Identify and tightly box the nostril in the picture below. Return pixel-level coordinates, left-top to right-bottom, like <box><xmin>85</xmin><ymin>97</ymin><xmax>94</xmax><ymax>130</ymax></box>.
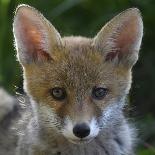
<box><xmin>73</xmin><ymin>123</ymin><xmax>90</xmax><ymax>138</ymax></box>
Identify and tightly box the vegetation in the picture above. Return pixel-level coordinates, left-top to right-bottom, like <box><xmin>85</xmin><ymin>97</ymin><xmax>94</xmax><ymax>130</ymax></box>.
<box><xmin>0</xmin><ymin>0</ymin><xmax>155</xmax><ymax>154</ymax></box>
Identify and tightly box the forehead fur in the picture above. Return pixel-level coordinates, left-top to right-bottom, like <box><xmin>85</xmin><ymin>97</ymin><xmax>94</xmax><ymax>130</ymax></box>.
<box><xmin>24</xmin><ymin>36</ymin><xmax>131</xmax><ymax>99</ymax></box>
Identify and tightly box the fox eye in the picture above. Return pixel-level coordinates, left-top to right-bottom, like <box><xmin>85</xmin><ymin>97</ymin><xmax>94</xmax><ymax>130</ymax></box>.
<box><xmin>92</xmin><ymin>87</ymin><xmax>108</xmax><ymax>100</ymax></box>
<box><xmin>50</xmin><ymin>87</ymin><xmax>66</xmax><ymax>101</ymax></box>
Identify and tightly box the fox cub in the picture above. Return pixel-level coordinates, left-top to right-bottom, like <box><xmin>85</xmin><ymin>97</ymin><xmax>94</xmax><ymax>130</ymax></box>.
<box><xmin>0</xmin><ymin>4</ymin><xmax>143</xmax><ymax>155</ymax></box>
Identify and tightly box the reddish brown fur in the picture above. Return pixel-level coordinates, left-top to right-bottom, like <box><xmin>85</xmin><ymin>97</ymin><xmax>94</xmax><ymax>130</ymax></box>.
<box><xmin>23</xmin><ymin>37</ymin><xmax>131</xmax><ymax>120</ymax></box>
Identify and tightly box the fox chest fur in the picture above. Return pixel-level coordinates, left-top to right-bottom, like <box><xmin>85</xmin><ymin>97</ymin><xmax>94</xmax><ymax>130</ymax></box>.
<box><xmin>0</xmin><ymin>4</ymin><xmax>143</xmax><ymax>155</ymax></box>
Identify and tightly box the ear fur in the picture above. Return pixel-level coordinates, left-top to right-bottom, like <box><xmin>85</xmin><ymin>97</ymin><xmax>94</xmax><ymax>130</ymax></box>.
<box><xmin>93</xmin><ymin>8</ymin><xmax>143</xmax><ymax>68</ymax></box>
<box><xmin>13</xmin><ymin>4</ymin><xmax>62</xmax><ymax>65</ymax></box>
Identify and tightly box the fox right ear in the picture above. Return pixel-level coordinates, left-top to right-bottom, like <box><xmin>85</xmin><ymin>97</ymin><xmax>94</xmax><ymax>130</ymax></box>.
<box><xmin>13</xmin><ymin>4</ymin><xmax>62</xmax><ymax>65</ymax></box>
<box><xmin>93</xmin><ymin>8</ymin><xmax>143</xmax><ymax>68</ymax></box>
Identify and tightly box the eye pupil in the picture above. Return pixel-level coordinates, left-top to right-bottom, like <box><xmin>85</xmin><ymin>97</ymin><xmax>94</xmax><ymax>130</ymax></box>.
<box><xmin>50</xmin><ymin>87</ymin><xmax>66</xmax><ymax>100</ymax></box>
<box><xmin>92</xmin><ymin>87</ymin><xmax>108</xmax><ymax>100</ymax></box>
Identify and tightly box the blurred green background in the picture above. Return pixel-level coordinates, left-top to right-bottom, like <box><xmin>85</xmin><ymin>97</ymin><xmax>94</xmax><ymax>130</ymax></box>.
<box><xmin>0</xmin><ymin>0</ymin><xmax>155</xmax><ymax>154</ymax></box>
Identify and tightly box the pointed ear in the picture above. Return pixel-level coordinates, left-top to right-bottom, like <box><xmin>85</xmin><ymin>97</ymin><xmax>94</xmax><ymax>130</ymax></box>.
<box><xmin>13</xmin><ymin>4</ymin><xmax>63</xmax><ymax>65</ymax></box>
<box><xmin>93</xmin><ymin>8</ymin><xmax>143</xmax><ymax>68</ymax></box>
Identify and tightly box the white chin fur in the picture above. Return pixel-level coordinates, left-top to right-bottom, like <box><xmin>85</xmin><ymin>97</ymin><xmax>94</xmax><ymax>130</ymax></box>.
<box><xmin>62</xmin><ymin>117</ymin><xmax>99</xmax><ymax>143</ymax></box>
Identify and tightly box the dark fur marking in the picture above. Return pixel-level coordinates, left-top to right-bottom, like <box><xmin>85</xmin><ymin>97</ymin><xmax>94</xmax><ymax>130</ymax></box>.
<box><xmin>0</xmin><ymin>102</ymin><xmax>20</xmax><ymax>129</ymax></box>
<box><xmin>114</xmin><ymin>136</ymin><xmax>123</xmax><ymax>147</ymax></box>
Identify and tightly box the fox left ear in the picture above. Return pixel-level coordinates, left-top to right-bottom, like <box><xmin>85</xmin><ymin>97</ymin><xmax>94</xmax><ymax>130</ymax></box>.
<box><xmin>13</xmin><ymin>4</ymin><xmax>62</xmax><ymax>65</ymax></box>
<box><xmin>93</xmin><ymin>8</ymin><xmax>143</xmax><ymax>68</ymax></box>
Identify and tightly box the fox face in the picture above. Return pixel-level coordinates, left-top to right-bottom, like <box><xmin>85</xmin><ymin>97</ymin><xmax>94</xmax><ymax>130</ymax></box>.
<box><xmin>13</xmin><ymin>5</ymin><xmax>143</xmax><ymax>144</ymax></box>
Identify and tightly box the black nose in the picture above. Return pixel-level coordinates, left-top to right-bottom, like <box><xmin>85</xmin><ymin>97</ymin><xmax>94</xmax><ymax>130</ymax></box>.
<box><xmin>73</xmin><ymin>123</ymin><xmax>90</xmax><ymax>138</ymax></box>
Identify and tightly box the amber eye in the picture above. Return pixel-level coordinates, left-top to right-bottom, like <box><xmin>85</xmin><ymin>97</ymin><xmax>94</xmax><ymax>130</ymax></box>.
<box><xmin>50</xmin><ymin>87</ymin><xmax>66</xmax><ymax>101</ymax></box>
<box><xmin>92</xmin><ymin>87</ymin><xmax>108</xmax><ymax>100</ymax></box>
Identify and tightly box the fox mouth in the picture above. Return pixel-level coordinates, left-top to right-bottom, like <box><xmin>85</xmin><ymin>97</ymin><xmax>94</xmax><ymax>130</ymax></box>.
<box><xmin>68</xmin><ymin>138</ymin><xmax>93</xmax><ymax>144</ymax></box>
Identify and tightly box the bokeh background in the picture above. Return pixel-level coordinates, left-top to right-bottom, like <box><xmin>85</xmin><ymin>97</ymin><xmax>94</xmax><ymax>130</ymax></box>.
<box><xmin>0</xmin><ymin>0</ymin><xmax>155</xmax><ymax>154</ymax></box>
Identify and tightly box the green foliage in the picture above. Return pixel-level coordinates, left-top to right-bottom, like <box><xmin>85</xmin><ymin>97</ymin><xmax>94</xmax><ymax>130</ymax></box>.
<box><xmin>0</xmin><ymin>0</ymin><xmax>155</xmax><ymax>154</ymax></box>
<box><xmin>138</xmin><ymin>149</ymin><xmax>155</xmax><ymax>155</ymax></box>
<box><xmin>0</xmin><ymin>0</ymin><xmax>21</xmax><ymax>92</ymax></box>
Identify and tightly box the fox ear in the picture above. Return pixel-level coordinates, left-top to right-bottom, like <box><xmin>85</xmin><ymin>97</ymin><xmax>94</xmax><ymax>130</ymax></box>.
<box><xmin>13</xmin><ymin>4</ymin><xmax>62</xmax><ymax>65</ymax></box>
<box><xmin>93</xmin><ymin>8</ymin><xmax>143</xmax><ymax>68</ymax></box>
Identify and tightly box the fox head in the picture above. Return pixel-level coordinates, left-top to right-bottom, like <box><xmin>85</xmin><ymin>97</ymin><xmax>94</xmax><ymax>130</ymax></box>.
<box><xmin>13</xmin><ymin>5</ymin><xmax>143</xmax><ymax>144</ymax></box>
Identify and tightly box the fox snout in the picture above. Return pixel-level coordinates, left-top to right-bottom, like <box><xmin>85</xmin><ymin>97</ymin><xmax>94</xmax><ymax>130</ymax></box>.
<box><xmin>62</xmin><ymin>117</ymin><xmax>99</xmax><ymax>144</ymax></box>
